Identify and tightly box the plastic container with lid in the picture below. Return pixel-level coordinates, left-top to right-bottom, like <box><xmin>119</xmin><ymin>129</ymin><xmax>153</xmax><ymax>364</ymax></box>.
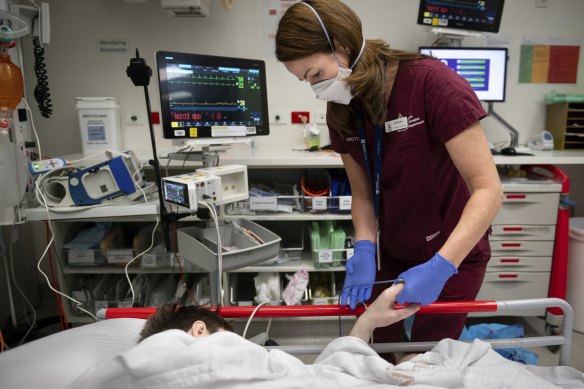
<box><xmin>75</xmin><ymin>97</ymin><xmax>123</xmax><ymax>155</ymax></box>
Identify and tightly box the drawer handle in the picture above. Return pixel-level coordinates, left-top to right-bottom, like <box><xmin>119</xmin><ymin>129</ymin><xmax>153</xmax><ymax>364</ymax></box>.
<box><xmin>500</xmin><ymin>259</ymin><xmax>520</xmax><ymax>263</ymax></box>
<box><xmin>501</xmin><ymin>243</ymin><xmax>521</xmax><ymax>247</ymax></box>
<box><xmin>505</xmin><ymin>194</ymin><xmax>526</xmax><ymax>199</ymax></box>
<box><xmin>502</xmin><ymin>227</ymin><xmax>523</xmax><ymax>232</ymax></box>
<box><xmin>499</xmin><ymin>274</ymin><xmax>518</xmax><ymax>279</ymax></box>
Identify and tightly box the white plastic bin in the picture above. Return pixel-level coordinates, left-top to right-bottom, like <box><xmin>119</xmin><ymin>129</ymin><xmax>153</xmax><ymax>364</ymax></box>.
<box><xmin>566</xmin><ymin>217</ymin><xmax>584</xmax><ymax>332</ymax></box>
<box><xmin>75</xmin><ymin>97</ymin><xmax>123</xmax><ymax>155</ymax></box>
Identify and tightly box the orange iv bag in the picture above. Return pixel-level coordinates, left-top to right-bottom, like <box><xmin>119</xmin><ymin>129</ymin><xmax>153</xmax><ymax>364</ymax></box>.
<box><xmin>0</xmin><ymin>50</ymin><xmax>24</xmax><ymax>122</ymax></box>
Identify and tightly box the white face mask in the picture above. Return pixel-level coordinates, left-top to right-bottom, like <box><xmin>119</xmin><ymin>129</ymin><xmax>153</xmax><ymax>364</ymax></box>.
<box><xmin>301</xmin><ymin>2</ymin><xmax>366</xmax><ymax>106</ymax></box>
<box><xmin>311</xmin><ymin>66</ymin><xmax>353</xmax><ymax>105</ymax></box>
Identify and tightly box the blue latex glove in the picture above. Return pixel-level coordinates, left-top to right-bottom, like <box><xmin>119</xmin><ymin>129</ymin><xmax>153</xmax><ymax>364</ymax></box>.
<box><xmin>396</xmin><ymin>252</ymin><xmax>458</xmax><ymax>306</ymax></box>
<box><xmin>341</xmin><ymin>240</ymin><xmax>376</xmax><ymax>310</ymax></box>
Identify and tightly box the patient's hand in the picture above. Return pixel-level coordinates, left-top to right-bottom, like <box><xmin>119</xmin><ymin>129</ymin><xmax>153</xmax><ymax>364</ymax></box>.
<box><xmin>349</xmin><ymin>284</ymin><xmax>419</xmax><ymax>343</ymax></box>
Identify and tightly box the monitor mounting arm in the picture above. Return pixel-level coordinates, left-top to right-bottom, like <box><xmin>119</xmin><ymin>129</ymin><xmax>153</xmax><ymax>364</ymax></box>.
<box><xmin>487</xmin><ymin>102</ymin><xmax>519</xmax><ymax>148</ymax></box>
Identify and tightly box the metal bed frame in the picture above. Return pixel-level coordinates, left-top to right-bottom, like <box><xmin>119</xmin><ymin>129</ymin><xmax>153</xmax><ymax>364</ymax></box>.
<box><xmin>98</xmin><ymin>297</ymin><xmax>574</xmax><ymax>366</ymax></box>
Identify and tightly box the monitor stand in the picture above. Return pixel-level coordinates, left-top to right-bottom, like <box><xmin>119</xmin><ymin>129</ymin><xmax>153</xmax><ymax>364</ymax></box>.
<box><xmin>430</xmin><ymin>27</ymin><xmax>483</xmax><ymax>47</ymax></box>
<box><xmin>168</xmin><ymin>138</ymin><xmax>251</xmax><ymax>168</ymax></box>
<box><xmin>167</xmin><ymin>145</ymin><xmax>221</xmax><ymax>168</ymax></box>
<box><xmin>487</xmin><ymin>102</ymin><xmax>519</xmax><ymax>148</ymax></box>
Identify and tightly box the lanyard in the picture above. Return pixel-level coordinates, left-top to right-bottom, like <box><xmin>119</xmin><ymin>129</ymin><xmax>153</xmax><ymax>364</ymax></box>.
<box><xmin>355</xmin><ymin>108</ymin><xmax>383</xmax><ymax>271</ymax></box>
<box><xmin>355</xmin><ymin>109</ymin><xmax>383</xmax><ymax>221</ymax></box>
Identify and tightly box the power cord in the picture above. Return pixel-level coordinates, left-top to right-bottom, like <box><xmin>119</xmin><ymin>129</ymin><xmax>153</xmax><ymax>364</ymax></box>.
<box><xmin>197</xmin><ymin>200</ymin><xmax>222</xmax><ymax>305</ymax></box>
<box><xmin>242</xmin><ymin>300</ymin><xmax>269</xmax><ymax>339</ymax></box>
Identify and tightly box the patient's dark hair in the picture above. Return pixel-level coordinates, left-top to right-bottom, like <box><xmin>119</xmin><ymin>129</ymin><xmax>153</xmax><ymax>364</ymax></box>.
<box><xmin>139</xmin><ymin>304</ymin><xmax>233</xmax><ymax>342</ymax></box>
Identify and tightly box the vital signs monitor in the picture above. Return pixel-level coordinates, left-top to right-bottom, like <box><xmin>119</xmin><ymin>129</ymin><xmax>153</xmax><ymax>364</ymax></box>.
<box><xmin>156</xmin><ymin>51</ymin><xmax>270</xmax><ymax>141</ymax></box>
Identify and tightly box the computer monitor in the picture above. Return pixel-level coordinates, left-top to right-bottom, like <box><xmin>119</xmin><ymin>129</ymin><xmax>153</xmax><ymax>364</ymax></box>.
<box><xmin>156</xmin><ymin>51</ymin><xmax>270</xmax><ymax>142</ymax></box>
<box><xmin>417</xmin><ymin>0</ymin><xmax>505</xmax><ymax>33</ymax></box>
<box><xmin>419</xmin><ymin>47</ymin><xmax>507</xmax><ymax>102</ymax></box>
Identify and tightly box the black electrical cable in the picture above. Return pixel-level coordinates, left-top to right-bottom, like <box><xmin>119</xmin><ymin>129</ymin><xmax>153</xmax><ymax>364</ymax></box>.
<box><xmin>32</xmin><ymin>38</ymin><xmax>53</xmax><ymax>118</ymax></box>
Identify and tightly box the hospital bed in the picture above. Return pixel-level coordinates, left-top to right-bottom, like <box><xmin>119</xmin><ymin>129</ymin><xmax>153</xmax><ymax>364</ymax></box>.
<box><xmin>0</xmin><ymin>298</ymin><xmax>578</xmax><ymax>389</ymax></box>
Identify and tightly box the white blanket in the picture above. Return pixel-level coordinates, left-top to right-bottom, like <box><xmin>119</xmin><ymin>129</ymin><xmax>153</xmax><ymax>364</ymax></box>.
<box><xmin>69</xmin><ymin>330</ymin><xmax>583</xmax><ymax>389</ymax></box>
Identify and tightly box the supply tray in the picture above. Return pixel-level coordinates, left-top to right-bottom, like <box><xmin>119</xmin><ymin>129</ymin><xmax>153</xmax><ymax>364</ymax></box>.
<box><xmin>228</xmin><ymin>272</ymin><xmax>340</xmax><ymax>306</ymax></box>
<box><xmin>304</xmin><ymin>196</ymin><xmax>352</xmax><ymax>214</ymax></box>
<box><xmin>64</xmin><ymin>245</ymin><xmax>176</xmax><ymax>268</ymax></box>
<box><xmin>223</xmin><ymin>195</ymin><xmax>352</xmax><ymax>215</ymax></box>
<box><xmin>224</xmin><ymin>196</ymin><xmax>304</xmax><ymax>215</ymax></box>
<box><xmin>177</xmin><ymin>218</ymin><xmax>281</xmax><ymax>272</ymax></box>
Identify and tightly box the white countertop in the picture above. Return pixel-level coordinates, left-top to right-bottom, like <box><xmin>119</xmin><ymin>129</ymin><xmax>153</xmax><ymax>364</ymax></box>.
<box><xmin>220</xmin><ymin>147</ymin><xmax>584</xmax><ymax>167</ymax></box>
<box><xmin>63</xmin><ymin>146</ymin><xmax>584</xmax><ymax>169</ymax></box>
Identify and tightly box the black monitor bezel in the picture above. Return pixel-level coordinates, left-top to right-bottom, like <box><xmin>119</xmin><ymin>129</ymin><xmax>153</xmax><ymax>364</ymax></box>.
<box><xmin>156</xmin><ymin>51</ymin><xmax>270</xmax><ymax>140</ymax></box>
<box><xmin>419</xmin><ymin>46</ymin><xmax>508</xmax><ymax>103</ymax></box>
<box><xmin>417</xmin><ymin>0</ymin><xmax>505</xmax><ymax>33</ymax></box>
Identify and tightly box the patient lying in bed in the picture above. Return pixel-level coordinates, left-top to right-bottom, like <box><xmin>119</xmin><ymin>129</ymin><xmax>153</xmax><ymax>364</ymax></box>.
<box><xmin>67</xmin><ymin>283</ymin><xmax>583</xmax><ymax>389</ymax></box>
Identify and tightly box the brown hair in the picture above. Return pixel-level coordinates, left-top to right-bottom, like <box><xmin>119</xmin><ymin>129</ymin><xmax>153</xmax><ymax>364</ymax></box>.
<box><xmin>139</xmin><ymin>304</ymin><xmax>233</xmax><ymax>342</ymax></box>
<box><xmin>275</xmin><ymin>0</ymin><xmax>428</xmax><ymax>135</ymax></box>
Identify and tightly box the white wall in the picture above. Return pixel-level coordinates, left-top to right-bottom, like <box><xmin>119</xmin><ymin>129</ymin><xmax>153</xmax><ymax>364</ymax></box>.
<box><xmin>20</xmin><ymin>0</ymin><xmax>584</xmax><ymax>157</ymax></box>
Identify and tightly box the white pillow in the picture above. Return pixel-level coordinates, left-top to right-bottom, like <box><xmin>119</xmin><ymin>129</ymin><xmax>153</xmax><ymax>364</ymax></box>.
<box><xmin>0</xmin><ymin>318</ymin><xmax>146</xmax><ymax>389</ymax></box>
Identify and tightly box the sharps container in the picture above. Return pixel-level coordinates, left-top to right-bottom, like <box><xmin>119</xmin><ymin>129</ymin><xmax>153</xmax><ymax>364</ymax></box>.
<box><xmin>566</xmin><ymin>217</ymin><xmax>584</xmax><ymax>332</ymax></box>
<box><xmin>75</xmin><ymin>97</ymin><xmax>122</xmax><ymax>155</ymax></box>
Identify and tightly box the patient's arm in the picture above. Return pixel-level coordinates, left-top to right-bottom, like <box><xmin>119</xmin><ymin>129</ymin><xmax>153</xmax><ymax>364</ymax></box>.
<box><xmin>349</xmin><ymin>284</ymin><xmax>419</xmax><ymax>343</ymax></box>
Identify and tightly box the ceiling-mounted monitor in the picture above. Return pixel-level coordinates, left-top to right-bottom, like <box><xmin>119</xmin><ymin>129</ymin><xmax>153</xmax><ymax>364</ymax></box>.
<box><xmin>417</xmin><ymin>0</ymin><xmax>505</xmax><ymax>33</ymax></box>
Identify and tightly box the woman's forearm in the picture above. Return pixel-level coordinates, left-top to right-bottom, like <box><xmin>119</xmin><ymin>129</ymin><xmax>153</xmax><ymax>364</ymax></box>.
<box><xmin>351</xmin><ymin>192</ymin><xmax>377</xmax><ymax>242</ymax></box>
<box><xmin>439</xmin><ymin>186</ymin><xmax>503</xmax><ymax>267</ymax></box>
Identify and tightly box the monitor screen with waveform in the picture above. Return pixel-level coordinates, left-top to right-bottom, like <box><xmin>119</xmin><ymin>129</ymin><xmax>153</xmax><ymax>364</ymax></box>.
<box><xmin>417</xmin><ymin>0</ymin><xmax>505</xmax><ymax>33</ymax></box>
<box><xmin>156</xmin><ymin>51</ymin><xmax>270</xmax><ymax>140</ymax></box>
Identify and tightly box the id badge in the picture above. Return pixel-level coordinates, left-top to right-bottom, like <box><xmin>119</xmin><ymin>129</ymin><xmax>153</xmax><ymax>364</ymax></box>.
<box><xmin>385</xmin><ymin>116</ymin><xmax>408</xmax><ymax>133</ymax></box>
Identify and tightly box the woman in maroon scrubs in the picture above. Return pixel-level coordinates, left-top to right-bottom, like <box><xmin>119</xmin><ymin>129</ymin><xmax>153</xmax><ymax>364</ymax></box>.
<box><xmin>275</xmin><ymin>0</ymin><xmax>503</xmax><ymax>358</ymax></box>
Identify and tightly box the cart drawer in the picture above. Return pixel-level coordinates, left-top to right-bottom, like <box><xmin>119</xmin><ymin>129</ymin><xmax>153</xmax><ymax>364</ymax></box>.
<box><xmin>490</xmin><ymin>225</ymin><xmax>556</xmax><ymax>241</ymax></box>
<box><xmin>493</xmin><ymin>193</ymin><xmax>559</xmax><ymax>225</ymax></box>
<box><xmin>489</xmin><ymin>240</ymin><xmax>554</xmax><ymax>257</ymax></box>
<box><xmin>475</xmin><ymin>272</ymin><xmax>551</xmax><ymax>316</ymax></box>
<box><xmin>487</xmin><ymin>256</ymin><xmax>553</xmax><ymax>272</ymax></box>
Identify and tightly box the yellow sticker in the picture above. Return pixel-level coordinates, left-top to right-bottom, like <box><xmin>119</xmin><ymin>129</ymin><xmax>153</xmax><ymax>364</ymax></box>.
<box><xmin>189</xmin><ymin>128</ymin><xmax>198</xmax><ymax>137</ymax></box>
<box><xmin>432</xmin><ymin>18</ymin><xmax>439</xmax><ymax>26</ymax></box>
<box><xmin>171</xmin><ymin>122</ymin><xmax>179</xmax><ymax>128</ymax></box>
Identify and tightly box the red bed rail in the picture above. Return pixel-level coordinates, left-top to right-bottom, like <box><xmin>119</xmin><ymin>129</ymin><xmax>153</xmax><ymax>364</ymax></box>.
<box><xmin>100</xmin><ymin>300</ymin><xmax>499</xmax><ymax>320</ymax></box>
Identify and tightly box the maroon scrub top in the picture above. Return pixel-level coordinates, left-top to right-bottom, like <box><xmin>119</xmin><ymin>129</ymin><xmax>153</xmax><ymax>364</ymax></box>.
<box><xmin>329</xmin><ymin>58</ymin><xmax>491</xmax><ymax>264</ymax></box>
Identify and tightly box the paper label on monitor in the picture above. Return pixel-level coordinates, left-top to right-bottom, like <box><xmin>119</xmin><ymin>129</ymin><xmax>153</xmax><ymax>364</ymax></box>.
<box><xmin>318</xmin><ymin>250</ymin><xmax>333</xmax><ymax>263</ymax></box>
<box><xmin>339</xmin><ymin>196</ymin><xmax>352</xmax><ymax>210</ymax></box>
<box><xmin>250</xmin><ymin>196</ymin><xmax>277</xmax><ymax>211</ymax></box>
<box><xmin>211</xmin><ymin>126</ymin><xmax>247</xmax><ymax>137</ymax></box>
<box><xmin>246</xmin><ymin>126</ymin><xmax>257</xmax><ymax>135</ymax></box>
<box><xmin>68</xmin><ymin>249</ymin><xmax>95</xmax><ymax>265</ymax></box>
<box><xmin>174</xmin><ymin>129</ymin><xmax>186</xmax><ymax>136</ymax></box>
<box><xmin>312</xmin><ymin>197</ymin><xmax>327</xmax><ymax>210</ymax></box>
